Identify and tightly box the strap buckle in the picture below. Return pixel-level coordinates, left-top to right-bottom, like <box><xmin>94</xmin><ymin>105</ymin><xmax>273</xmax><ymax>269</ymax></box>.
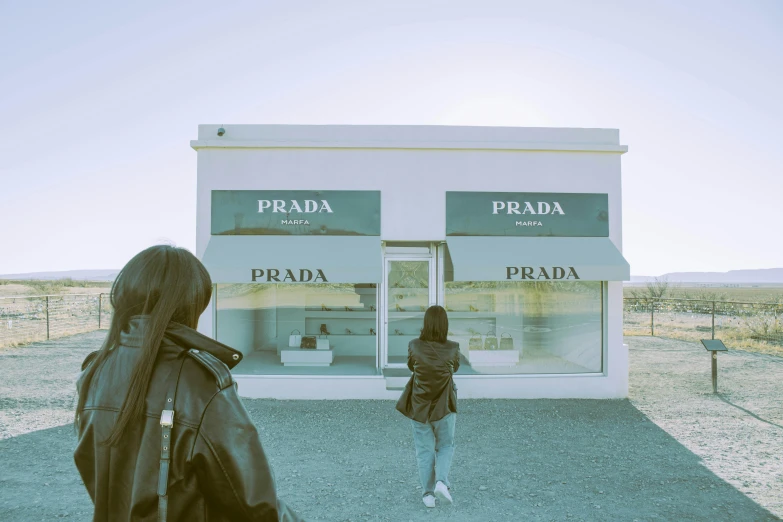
<box><xmin>160</xmin><ymin>409</ymin><xmax>174</xmax><ymax>427</ymax></box>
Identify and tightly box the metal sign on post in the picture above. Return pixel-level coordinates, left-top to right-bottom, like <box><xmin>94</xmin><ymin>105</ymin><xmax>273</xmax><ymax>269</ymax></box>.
<box><xmin>700</xmin><ymin>339</ymin><xmax>728</xmax><ymax>393</ymax></box>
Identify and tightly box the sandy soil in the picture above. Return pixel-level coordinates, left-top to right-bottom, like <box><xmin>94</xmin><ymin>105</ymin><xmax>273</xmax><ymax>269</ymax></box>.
<box><xmin>0</xmin><ymin>284</ymin><xmax>109</xmax><ymax>297</ymax></box>
<box><xmin>0</xmin><ymin>332</ymin><xmax>780</xmax><ymax>521</ymax></box>
<box><xmin>628</xmin><ymin>336</ymin><xmax>782</xmax><ymax>518</ymax></box>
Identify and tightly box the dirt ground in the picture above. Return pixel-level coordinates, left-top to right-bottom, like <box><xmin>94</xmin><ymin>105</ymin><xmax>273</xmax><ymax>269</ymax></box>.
<box><xmin>0</xmin><ymin>283</ymin><xmax>109</xmax><ymax>297</ymax></box>
<box><xmin>0</xmin><ymin>332</ymin><xmax>781</xmax><ymax>521</ymax></box>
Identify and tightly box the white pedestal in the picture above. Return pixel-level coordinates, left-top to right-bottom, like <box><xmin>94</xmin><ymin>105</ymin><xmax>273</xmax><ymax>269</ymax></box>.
<box><xmin>280</xmin><ymin>349</ymin><xmax>335</xmax><ymax>367</ymax></box>
<box><xmin>469</xmin><ymin>349</ymin><xmax>521</xmax><ymax>367</ymax></box>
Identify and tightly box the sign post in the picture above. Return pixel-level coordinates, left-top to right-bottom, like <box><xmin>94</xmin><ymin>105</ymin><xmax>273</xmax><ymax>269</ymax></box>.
<box><xmin>700</xmin><ymin>339</ymin><xmax>728</xmax><ymax>393</ymax></box>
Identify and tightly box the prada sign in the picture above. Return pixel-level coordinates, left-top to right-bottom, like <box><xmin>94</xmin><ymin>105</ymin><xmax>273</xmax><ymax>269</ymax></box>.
<box><xmin>506</xmin><ymin>266</ymin><xmax>580</xmax><ymax>280</ymax></box>
<box><xmin>446</xmin><ymin>192</ymin><xmax>609</xmax><ymax>237</ymax></box>
<box><xmin>212</xmin><ymin>190</ymin><xmax>380</xmax><ymax>236</ymax></box>
<box><xmin>492</xmin><ymin>201</ymin><xmax>565</xmax><ymax>215</ymax></box>
<box><xmin>251</xmin><ymin>269</ymin><xmax>328</xmax><ymax>282</ymax></box>
<box><xmin>258</xmin><ymin>199</ymin><xmax>333</xmax><ymax>214</ymax></box>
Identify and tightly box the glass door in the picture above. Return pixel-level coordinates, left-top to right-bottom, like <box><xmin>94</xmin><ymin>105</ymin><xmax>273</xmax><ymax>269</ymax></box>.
<box><xmin>381</xmin><ymin>256</ymin><xmax>436</xmax><ymax>367</ymax></box>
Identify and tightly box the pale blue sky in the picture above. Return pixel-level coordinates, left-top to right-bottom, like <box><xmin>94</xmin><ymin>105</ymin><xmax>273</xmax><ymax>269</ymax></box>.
<box><xmin>1</xmin><ymin>1</ymin><xmax>781</xmax><ymax>276</ymax></box>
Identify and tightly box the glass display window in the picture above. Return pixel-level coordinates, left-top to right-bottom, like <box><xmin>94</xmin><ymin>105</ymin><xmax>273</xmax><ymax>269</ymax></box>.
<box><xmin>444</xmin><ymin>280</ymin><xmax>604</xmax><ymax>374</ymax></box>
<box><xmin>215</xmin><ymin>283</ymin><xmax>378</xmax><ymax>375</ymax></box>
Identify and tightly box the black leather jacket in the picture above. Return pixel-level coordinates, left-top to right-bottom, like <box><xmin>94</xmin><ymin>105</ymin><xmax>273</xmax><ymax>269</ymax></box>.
<box><xmin>395</xmin><ymin>339</ymin><xmax>460</xmax><ymax>423</ymax></box>
<box><xmin>75</xmin><ymin>316</ymin><xmax>303</xmax><ymax>521</ymax></box>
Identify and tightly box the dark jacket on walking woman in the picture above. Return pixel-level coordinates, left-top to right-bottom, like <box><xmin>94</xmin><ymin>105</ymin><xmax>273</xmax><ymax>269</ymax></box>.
<box><xmin>395</xmin><ymin>337</ymin><xmax>460</xmax><ymax>423</ymax></box>
<box><xmin>74</xmin><ymin>245</ymin><xmax>302</xmax><ymax>522</ymax></box>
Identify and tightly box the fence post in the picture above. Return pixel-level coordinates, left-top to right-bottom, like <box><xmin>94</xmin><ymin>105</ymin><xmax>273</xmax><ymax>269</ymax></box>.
<box><xmin>711</xmin><ymin>301</ymin><xmax>715</xmax><ymax>340</ymax></box>
<box><xmin>46</xmin><ymin>296</ymin><xmax>50</xmax><ymax>340</ymax></box>
<box><xmin>98</xmin><ymin>293</ymin><xmax>102</xmax><ymax>329</ymax></box>
<box><xmin>650</xmin><ymin>299</ymin><xmax>655</xmax><ymax>336</ymax></box>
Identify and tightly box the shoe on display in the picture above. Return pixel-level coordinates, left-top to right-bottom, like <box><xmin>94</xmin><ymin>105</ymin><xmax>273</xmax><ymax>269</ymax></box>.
<box><xmin>434</xmin><ymin>482</ymin><xmax>452</xmax><ymax>504</ymax></box>
<box><xmin>422</xmin><ymin>494</ymin><xmax>436</xmax><ymax>508</ymax></box>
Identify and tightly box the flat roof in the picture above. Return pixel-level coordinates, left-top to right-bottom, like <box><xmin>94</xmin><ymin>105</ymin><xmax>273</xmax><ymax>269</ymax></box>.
<box><xmin>190</xmin><ymin>124</ymin><xmax>627</xmax><ymax>153</ymax></box>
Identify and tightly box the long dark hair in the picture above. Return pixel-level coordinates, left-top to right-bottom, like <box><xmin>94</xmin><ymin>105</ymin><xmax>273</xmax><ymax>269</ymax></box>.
<box><xmin>419</xmin><ymin>305</ymin><xmax>449</xmax><ymax>343</ymax></box>
<box><xmin>75</xmin><ymin>245</ymin><xmax>212</xmax><ymax>446</ymax></box>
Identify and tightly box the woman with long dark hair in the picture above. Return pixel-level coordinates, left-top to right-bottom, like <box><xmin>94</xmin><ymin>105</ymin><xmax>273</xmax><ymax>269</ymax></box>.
<box><xmin>74</xmin><ymin>245</ymin><xmax>302</xmax><ymax>521</ymax></box>
<box><xmin>395</xmin><ymin>305</ymin><xmax>461</xmax><ymax>508</ymax></box>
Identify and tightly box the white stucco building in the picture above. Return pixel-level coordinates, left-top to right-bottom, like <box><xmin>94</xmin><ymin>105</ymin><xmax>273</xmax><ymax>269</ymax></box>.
<box><xmin>191</xmin><ymin>124</ymin><xmax>630</xmax><ymax>399</ymax></box>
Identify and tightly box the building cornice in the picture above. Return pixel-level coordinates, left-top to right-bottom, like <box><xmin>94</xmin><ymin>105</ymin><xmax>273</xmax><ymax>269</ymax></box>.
<box><xmin>190</xmin><ymin>140</ymin><xmax>628</xmax><ymax>153</ymax></box>
<box><xmin>190</xmin><ymin>125</ymin><xmax>628</xmax><ymax>154</ymax></box>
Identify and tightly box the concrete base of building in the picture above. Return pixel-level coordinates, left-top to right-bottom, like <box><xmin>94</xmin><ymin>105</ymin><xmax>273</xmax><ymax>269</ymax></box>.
<box><xmin>234</xmin><ymin>344</ymin><xmax>629</xmax><ymax>400</ymax></box>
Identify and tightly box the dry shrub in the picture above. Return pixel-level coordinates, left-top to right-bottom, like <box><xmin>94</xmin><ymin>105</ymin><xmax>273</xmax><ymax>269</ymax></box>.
<box><xmin>742</xmin><ymin>315</ymin><xmax>782</xmax><ymax>343</ymax></box>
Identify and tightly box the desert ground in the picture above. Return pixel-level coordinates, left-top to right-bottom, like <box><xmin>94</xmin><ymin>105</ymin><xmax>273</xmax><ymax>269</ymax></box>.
<box><xmin>0</xmin><ymin>332</ymin><xmax>780</xmax><ymax>521</ymax></box>
<box><xmin>0</xmin><ymin>280</ymin><xmax>111</xmax><ymax>298</ymax></box>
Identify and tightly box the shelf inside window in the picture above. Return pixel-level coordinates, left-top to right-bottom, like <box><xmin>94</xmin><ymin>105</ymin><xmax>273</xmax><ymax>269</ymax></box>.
<box><xmin>304</xmin><ymin>334</ymin><xmax>377</xmax><ymax>337</ymax></box>
<box><xmin>305</xmin><ymin>311</ymin><xmax>377</xmax><ymax>318</ymax></box>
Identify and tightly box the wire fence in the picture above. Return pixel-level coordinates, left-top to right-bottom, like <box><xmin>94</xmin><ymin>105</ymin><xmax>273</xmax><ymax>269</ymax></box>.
<box><xmin>0</xmin><ymin>294</ymin><xmax>113</xmax><ymax>348</ymax></box>
<box><xmin>1</xmin><ymin>294</ymin><xmax>781</xmax><ymax>353</ymax></box>
<box><xmin>623</xmin><ymin>298</ymin><xmax>782</xmax><ymax>352</ymax></box>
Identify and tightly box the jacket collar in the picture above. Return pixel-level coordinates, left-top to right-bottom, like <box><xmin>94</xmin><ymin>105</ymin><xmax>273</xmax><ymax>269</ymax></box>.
<box><xmin>120</xmin><ymin>315</ymin><xmax>243</xmax><ymax>369</ymax></box>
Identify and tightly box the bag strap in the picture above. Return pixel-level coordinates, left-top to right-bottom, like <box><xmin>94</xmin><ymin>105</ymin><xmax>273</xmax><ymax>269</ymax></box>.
<box><xmin>158</xmin><ymin>355</ymin><xmax>187</xmax><ymax>522</ymax></box>
<box><xmin>290</xmin><ymin>329</ymin><xmax>301</xmax><ymax>335</ymax></box>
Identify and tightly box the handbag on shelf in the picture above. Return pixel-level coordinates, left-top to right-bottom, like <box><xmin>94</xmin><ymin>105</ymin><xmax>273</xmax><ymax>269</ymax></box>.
<box><xmin>468</xmin><ymin>334</ymin><xmax>483</xmax><ymax>351</ymax></box>
<box><xmin>499</xmin><ymin>332</ymin><xmax>514</xmax><ymax>350</ymax></box>
<box><xmin>316</xmin><ymin>335</ymin><xmax>330</xmax><ymax>350</ymax></box>
<box><xmin>301</xmin><ymin>336</ymin><xmax>317</xmax><ymax>349</ymax></box>
<box><xmin>483</xmin><ymin>330</ymin><xmax>498</xmax><ymax>351</ymax></box>
<box><xmin>288</xmin><ymin>329</ymin><xmax>302</xmax><ymax>348</ymax></box>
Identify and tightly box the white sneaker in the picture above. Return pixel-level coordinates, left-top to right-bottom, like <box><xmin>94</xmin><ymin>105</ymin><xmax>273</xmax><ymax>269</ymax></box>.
<box><xmin>422</xmin><ymin>494</ymin><xmax>436</xmax><ymax>508</ymax></box>
<box><xmin>434</xmin><ymin>481</ymin><xmax>453</xmax><ymax>504</ymax></box>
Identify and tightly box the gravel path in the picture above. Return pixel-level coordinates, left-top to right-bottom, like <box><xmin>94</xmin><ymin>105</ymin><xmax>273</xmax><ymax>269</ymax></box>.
<box><xmin>0</xmin><ymin>333</ymin><xmax>780</xmax><ymax>521</ymax></box>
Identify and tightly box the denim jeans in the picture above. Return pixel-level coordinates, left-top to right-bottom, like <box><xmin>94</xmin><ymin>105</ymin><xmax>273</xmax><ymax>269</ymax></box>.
<box><xmin>410</xmin><ymin>413</ymin><xmax>456</xmax><ymax>496</ymax></box>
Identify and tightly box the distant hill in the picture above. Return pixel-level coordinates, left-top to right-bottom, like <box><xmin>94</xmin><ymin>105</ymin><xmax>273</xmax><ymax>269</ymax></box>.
<box><xmin>0</xmin><ymin>269</ymin><xmax>119</xmax><ymax>281</ymax></box>
<box><xmin>631</xmin><ymin>268</ymin><xmax>783</xmax><ymax>284</ymax></box>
